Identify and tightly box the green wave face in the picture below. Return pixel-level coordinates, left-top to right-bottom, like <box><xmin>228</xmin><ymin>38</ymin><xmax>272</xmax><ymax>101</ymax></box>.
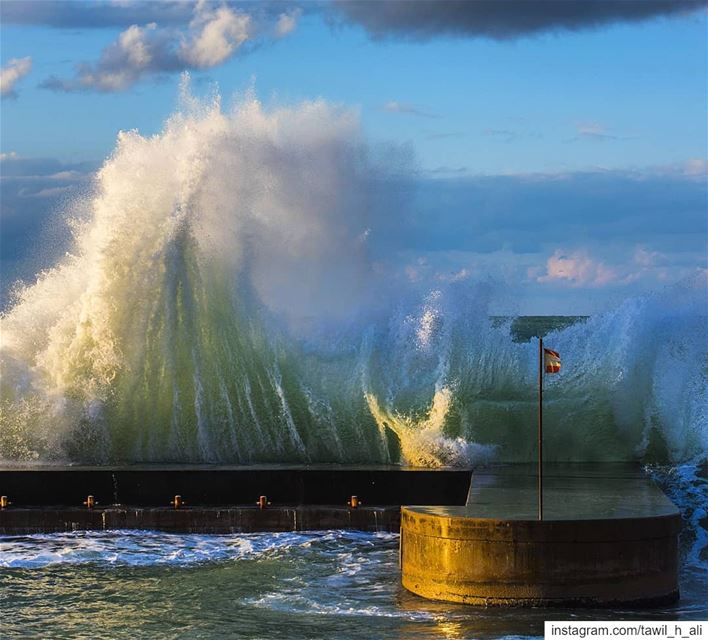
<box><xmin>1</xmin><ymin>92</ymin><xmax>705</xmax><ymax>466</ymax></box>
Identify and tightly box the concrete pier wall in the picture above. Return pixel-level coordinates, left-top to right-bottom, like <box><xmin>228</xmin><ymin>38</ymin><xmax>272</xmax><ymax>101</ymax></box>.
<box><xmin>0</xmin><ymin>466</ymin><xmax>468</xmax><ymax>535</ymax></box>
<box><xmin>0</xmin><ymin>505</ymin><xmax>401</xmax><ymax>535</ymax></box>
<box><xmin>400</xmin><ymin>508</ymin><xmax>680</xmax><ymax>606</ymax></box>
<box><xmin>399</xmin><ymin>465</ymin><xmax>682</xmax><ymax>607</ymax></box>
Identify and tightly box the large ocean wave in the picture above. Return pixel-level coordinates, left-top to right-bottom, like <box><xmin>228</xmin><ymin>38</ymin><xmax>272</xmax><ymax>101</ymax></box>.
<box><xmin>1</xmin><ymin>84</ymin><xmax>706</xmax><ymax>466</ymax></box>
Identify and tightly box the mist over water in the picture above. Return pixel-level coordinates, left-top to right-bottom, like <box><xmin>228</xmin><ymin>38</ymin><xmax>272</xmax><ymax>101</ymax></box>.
<box><xmin>1</xmin><ymin>84</ymin><xmax>706</xmax><ymax>466</ymax></box>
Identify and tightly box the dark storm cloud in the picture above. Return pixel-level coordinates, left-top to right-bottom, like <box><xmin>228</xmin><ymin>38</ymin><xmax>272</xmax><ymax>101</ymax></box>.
<box><xmin>4</xmin><ymin>0</ymin><xmax>705</xmax><ymax>42</ymax></box>
<box><xmin>333</xmin><ymin>0</ymin><xmax>708</xmax><ymax>40</ymax></box>
<box><xmin>0</xmin><ymin>1</ymin><xmax>300</xmax><ymax>29</ymax></box>
<box><xmin>0</xmin><ymin>1</ymin><xmax>192</xmax><ymax>28</ymax></box>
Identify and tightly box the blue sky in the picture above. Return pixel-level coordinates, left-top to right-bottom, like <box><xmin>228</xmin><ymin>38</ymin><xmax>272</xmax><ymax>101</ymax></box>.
<box><xmin>1</xmin><ymin>1</ymin><xmax>706</xmax><ymax>313</ymax></box>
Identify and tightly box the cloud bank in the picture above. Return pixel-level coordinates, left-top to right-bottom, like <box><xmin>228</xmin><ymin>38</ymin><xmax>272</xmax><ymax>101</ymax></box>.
<box><xmin>333</xmin><ymin>0</ymin><xmax>708</xmax><ymax>40</ymax></box>
<box><xmin>369</xmin><ymin>161</ymin><xmax>707</xmax><ymax>312</ymax></box>
<box><xmin>0</xmin><ymin>153</ymin><xmax>98</xmax><ymax>307</ymax></box>
<box><xmin>0</xmin><ymin>57</ymin><xmax>32</xmax><ymax>98</ymax></box>
<box><xmin>2</xmin><ymin>150</ymin><xmax>705</xmax><ymax>314</ymax></box>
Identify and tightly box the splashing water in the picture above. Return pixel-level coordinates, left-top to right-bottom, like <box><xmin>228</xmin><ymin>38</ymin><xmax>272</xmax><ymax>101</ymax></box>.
<box><xmin>1</xmin><ymin>83</ymin><xmax>706</xmax><ymax>466</ymax></box>
<box><xmin>365</xmin><ymin>388</ymin><xmax>497</xmax><ymax>468</ymax></box>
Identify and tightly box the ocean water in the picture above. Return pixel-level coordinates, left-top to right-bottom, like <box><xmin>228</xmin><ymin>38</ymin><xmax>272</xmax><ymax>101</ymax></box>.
<box><xmin>1</xmin><ymin>86</ymin><xmax>706</xmax><ymax>638</ymax></box>
<box><xmin>1</xmin><ymin>463</ymin><xmax>706</xmax><ymax>639</ymax></box>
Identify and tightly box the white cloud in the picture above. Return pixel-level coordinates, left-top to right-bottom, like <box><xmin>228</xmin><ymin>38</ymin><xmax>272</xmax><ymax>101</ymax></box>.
<box><xmin>679</xmin><ymin>158</ymin><xmax>707</xmax><ymax>177</ymax></box>
<box><xmin>633</xmin><ymin>246</ymin><xmax>663</xmax><ymax>268</ymax></box>
<box><xmin>647</xmin><ymin>158</ymin><xmax>708</xmax><ymax>180</ymax></box>
<box><xmin>72</xmin><ymin>22</ymin><xmax>160</xmax><ymax>91</ymax></box>
<box><xmin>537</xmin><ymin>250</ymin><xmax>617</xmax><ymax>287</ymax></box>
<box><xmin>180</xmin><ymin>2</ymin><xmax>250</xmax><ymax>68</ymax></box>
<box><xmin>534</xmin><ymin>247</ymin><xmax>688</xmax><ymax>291</ymax></box>
<box><xmin>382</xmin><ymin>100</ymin><xmax>437</xmax><ymax>118</ymax></box>
<box><xmin>41</xmin><ymin>2</ymin><xmax>262</xmax><ymax>92</ymax></box>
<box><xmin>275</xmin><ymin>8</ymin><xmax>302</xmax><ymax>37</ymax></box>
<box><xmin>21</xmin><ymin>185</ymin><xmax>76</xmax><ymax>199</ymax></box>
<box><xmin>573</xmin><ymin>121</ymin><xmax>638</xmax><ymax>142</ymax></box>
<box><xmin>0</xmin><ymin>57</ymin><xmax>32</xmax><ymax>98</ymax></box>
<box><xmin>121</xmin><ymin>22</ymin><xmax>155</xmax><ymax>67</ymax></box>
<box><xmin>576</xmin><ymin>122</ymin><xmax>612</xmax><ymax>138</ymax></box>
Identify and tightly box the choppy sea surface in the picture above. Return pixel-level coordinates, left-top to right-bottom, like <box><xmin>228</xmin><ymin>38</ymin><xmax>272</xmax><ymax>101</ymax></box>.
<box><xmin>1</xmin><ymin>465</ymin><xmax>705</xmax><ymax>640</ymax></box>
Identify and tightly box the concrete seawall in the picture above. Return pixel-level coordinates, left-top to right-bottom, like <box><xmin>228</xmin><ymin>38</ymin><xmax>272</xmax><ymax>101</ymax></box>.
<box><xmin>0</xmin><ymin>505</ymin><xmax>401</xmax><ymax>534</ymax></box>
<box><xmin>0</xmin><ymin>466</ymin><xmax>468</xmax><ymax>535</ymax></box>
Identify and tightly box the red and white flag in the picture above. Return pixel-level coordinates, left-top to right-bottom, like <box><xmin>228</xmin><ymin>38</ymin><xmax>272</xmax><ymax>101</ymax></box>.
<box><xmin>543</xmin><ymin>348</ymin><xmax>561</xmax><ymax>374</ymax></box>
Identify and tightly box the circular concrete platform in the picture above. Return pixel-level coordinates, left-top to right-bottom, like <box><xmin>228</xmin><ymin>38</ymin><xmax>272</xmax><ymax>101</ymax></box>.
<box><xmin>400</xmin><ymin>467</ymin><xmax>682</xmax><ymax>607</ymax></box>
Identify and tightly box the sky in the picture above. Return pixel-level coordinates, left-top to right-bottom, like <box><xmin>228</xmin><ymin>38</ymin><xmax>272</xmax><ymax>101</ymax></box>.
<box><xmin>1</xmin><ymin>0</ymin><xmax>707</xmax><ymax>314</ymax></box>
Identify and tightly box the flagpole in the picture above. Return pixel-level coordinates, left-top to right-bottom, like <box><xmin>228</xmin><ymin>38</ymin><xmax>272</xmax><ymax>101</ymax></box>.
<box><xmin>538</xmin><ymin>337</ymin><xmax>543</xmax><ymax>521</ymax></box>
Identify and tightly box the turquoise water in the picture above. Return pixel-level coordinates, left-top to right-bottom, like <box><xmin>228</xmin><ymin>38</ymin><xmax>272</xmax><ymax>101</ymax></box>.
<box><xmin>1</xmin><ymin>466</ymin><xmax>706</xmax><ymax>640</ymax></box>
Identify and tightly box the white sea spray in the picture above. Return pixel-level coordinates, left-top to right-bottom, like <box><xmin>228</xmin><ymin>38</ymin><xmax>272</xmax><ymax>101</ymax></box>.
<box><xmin>1</xmin><ymin>81</ymin><xmax>705</xmax><ymax>467</ymax></box>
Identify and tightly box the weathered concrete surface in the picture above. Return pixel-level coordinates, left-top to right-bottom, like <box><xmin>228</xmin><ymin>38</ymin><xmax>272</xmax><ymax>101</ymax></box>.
<box><xmin>0</xmin><ymin>505</ymin><xmax>400</xmax><ymax>534</ymax></box>
<box><xmin>0</xmin><ymin>465</ymin><xmax>471</xmax><ymax>507</ymax></box>
<box><xmin>400</xmin><ymin>464</ymin><xmax>681</xmax><ymax>607</ymax></box>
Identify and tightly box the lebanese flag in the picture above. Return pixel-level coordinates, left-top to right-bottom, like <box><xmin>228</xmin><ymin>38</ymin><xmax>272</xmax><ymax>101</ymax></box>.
<box><xmin>544</xmin><ymin>348</ymin><xmax>561</xmax><ymax>374</ymax></box>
